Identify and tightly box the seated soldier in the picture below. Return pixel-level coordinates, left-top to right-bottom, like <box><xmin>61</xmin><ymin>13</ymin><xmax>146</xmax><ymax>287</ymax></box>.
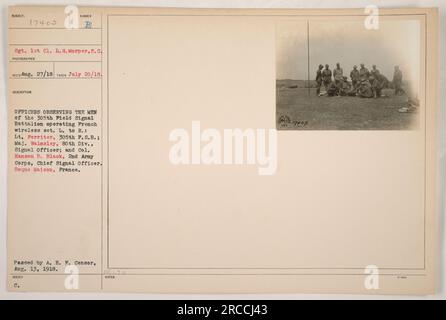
<box><xmin>347</xmin><ymin>87</ymin><xmax>358</xmax><ymax>96</ymax></box>
<box><xmin>357</xmin><ymin>79</ymin><xmax>374</xmax><ymax>98</ymax></box>
<box><xmin>338</xmin><ymin>76</ymin><xmax>352</xmax><ymax>96</ymax></box>
<box><xmin>326</xmin><ymin>81</ymin><xmax>338</xmax><ymax>96</ymax></box>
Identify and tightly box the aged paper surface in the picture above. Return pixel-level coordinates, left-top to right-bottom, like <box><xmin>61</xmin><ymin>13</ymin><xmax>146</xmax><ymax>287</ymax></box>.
<box><xmin>7</xmin><ymin>6</ymin><xmax>438</xmax><ymax>294</ymax></box>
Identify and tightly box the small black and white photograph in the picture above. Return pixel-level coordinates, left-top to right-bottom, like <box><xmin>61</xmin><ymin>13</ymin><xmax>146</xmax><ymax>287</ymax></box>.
<box><xmin>276</xmin><ymin>19</ymin><xmax>421</xmax><ymax>130</ymax></box>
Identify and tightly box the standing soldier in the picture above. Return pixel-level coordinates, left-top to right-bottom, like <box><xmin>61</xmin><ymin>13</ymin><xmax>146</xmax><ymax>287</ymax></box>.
<box><xmin>393</xmin><ymin>65</ymin><xmax>404</xmax><ymax>95</ymax></box>
<box><xmin>333</xmin><ymin>63</ymin><xmax>344</xmax><ymax>92</ymax></box>
<box><xmin>370</xmin><ymin>65</ymin><xmax>380</xmax><ymax>78</ymax></box>
<box><xmin>350</xmin><ymin>65</ymin><xmax>360</xmax><ymax>90</ymax></box>
<box><xmin>370</xmin><ymin>75</ymin><xmax>384</xmax><ymax>98</ymax></box>
<box><xmin>359</xmin><ymin>63</ymin><xmax>370</xmax><ymax>81</ymax></box>
<box><xmin>315</xmin><ymin>64</ymin><xmax>324</xmax><ymax>96</ymax></box>
<box><xmin>322</xmin><ymin>64</ymin><xmax>332</xmax><ymax>93</ymax></box>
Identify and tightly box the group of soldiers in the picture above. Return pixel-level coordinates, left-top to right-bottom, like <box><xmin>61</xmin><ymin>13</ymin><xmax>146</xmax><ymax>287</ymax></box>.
<box><xmin>315</xmin><ymin>63</ymin><xmax>404</xmax><ymax>98</ymax></box>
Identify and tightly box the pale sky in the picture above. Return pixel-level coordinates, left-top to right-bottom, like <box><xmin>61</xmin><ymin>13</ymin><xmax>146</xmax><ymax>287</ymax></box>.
<box><xmin>276</xmin><ymin>19</ymin><xmax>420</xmax><ymax>96</ymax></box>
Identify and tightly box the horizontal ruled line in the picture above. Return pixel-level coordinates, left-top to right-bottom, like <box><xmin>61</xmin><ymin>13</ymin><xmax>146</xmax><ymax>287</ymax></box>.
<box><xmin>9</xmin><ymin>27</ymin><xmax>101</xmax><ymax>30</ymax></box>
<box><xmin>10</xmin><ymin>273</ymin><xmax>428</xmax><ymax>276</ymax></box>
<box><xmin>10</xmin><ymin>43</ymin><xmax>101</xmax><ymax>46</ymax></box>
<box><xmin>10</xmin><ymin>60</ymin><xmax>101</xmax><ymax>63</ymax></box>
<box><xmin>9</xmin><ymin>77</ymin><xmax>102</xmax><ymax>80</ymax></box>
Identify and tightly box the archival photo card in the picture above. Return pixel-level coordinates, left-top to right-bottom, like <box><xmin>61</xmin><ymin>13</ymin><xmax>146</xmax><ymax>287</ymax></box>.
<box><xmin>7</xmin><ymin>6</ymin><xmax>437</xmax><ymax>294</ymax></box>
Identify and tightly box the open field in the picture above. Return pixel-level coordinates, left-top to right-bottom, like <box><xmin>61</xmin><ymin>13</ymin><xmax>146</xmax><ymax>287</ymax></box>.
<box><xmin>276</xmin><ymin>80</ymin><xmax>418</xmax><ymax>130</ymax></box>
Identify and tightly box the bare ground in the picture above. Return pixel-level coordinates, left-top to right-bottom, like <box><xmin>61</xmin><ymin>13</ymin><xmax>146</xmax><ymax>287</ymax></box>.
<box><xmin>276</xmin><ymin>80</ymin><xmax>418</xmax><ymax>130</ymax></box>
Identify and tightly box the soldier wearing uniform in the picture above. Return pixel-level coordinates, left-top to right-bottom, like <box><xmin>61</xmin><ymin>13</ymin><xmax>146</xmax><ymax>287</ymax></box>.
<box><xmin>393</xmin><ymin>65</ymin><xmax>404</xmax><ymax>95</ymax></box>
<box><xmin>378</xmin><ymin>74</ymin><xmax>390</xmax><ymax>89</ymax></box>
<box><xmin>357</xmin><ymin>79</ymin><xmax>374</xmax><ymax>98</ymax></box>
<box><xmin>370</xmin><ymin>65</ymin><xmax>380</xmax><ymax>78</ymax></box>
<box><xmin>333</xmin><ymin>63</ymin><xmax>344</xmax><ymax>92</ymax></box>
<box><xmin>322</xmin><ymin>64</ymin><xmax>332</xmax><ymax>92</ymax></box>
<box><xmin>370</xmin><ymin>75</ymin><xmax>382</xmax><ymax>98</ymax></box>
<box><xmin>359</xmin><ymin>63</ymin><xmax>370</xmax><ymax>81</ymax></box>
<box><xmin>315</xmin><ymin>64</ymin><xmax>324</xmax><ymax>95</ymax></box>
<box><xmin>338</xmin><ymin>76</ymin><xmax>352</xmax><ymax>96</ymax></box>
<box><xmin>350</xmin><ymin>65</ymin><xmax>360</xmax><ymax>90</ymax></box>
<box><xmin>327</xmin><ymin>82</ymin><xmax>338</xmax><ymax>96</ymax></box>
<box><xmin>373</xmin><ymin>73</ymin><xmax>388</xmax><ymax>98</ymax></box>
